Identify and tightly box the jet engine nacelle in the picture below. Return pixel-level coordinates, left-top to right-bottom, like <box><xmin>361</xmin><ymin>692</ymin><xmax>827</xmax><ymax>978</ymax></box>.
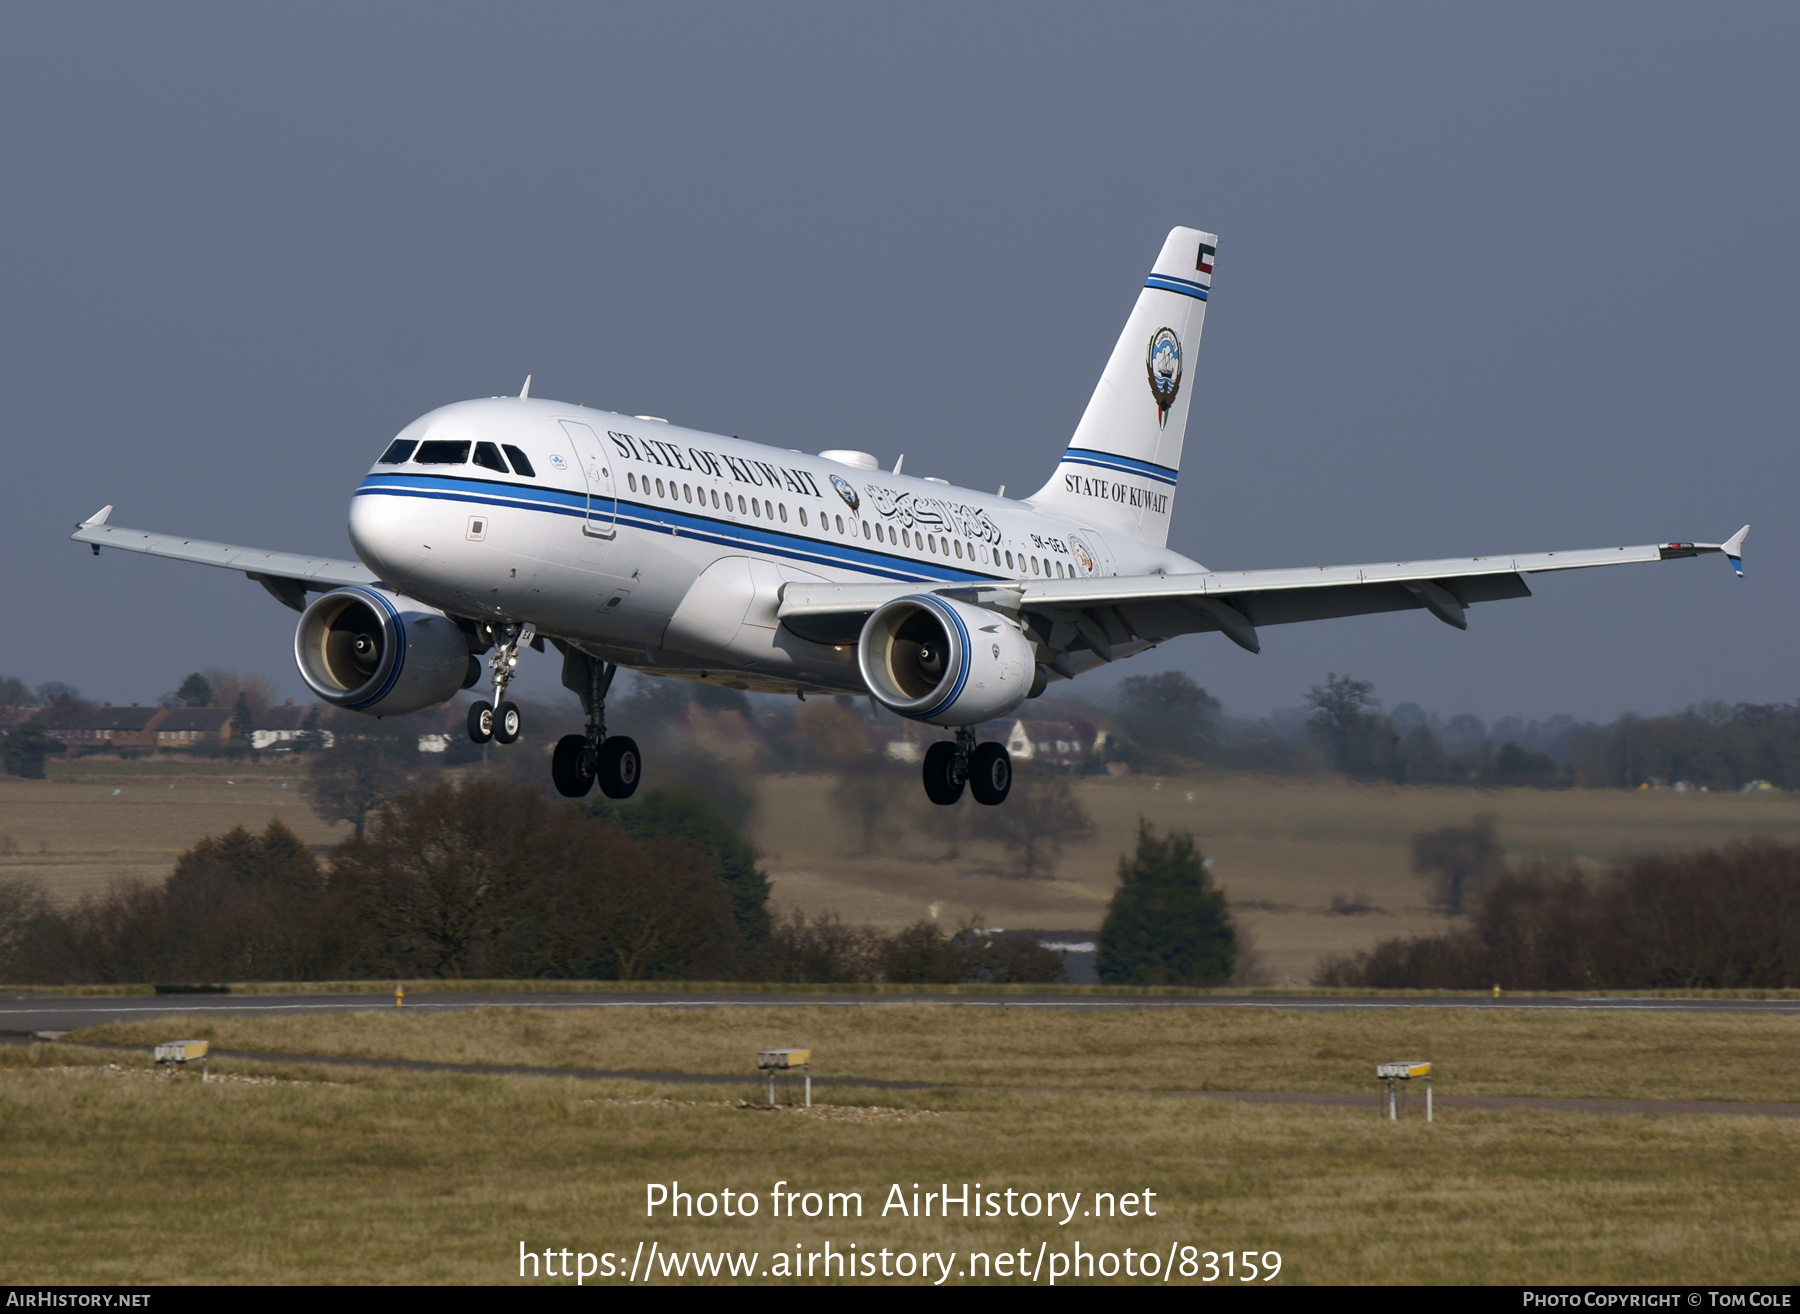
<box><xmin>294</xmin><ymin>586</ymin><xmax>478</xmax><ymax>716</ymax></box>
<box><xmin>857</xmin><ymin>594</ymin><xmax>1033</xmax><ymax>726</ymax></box>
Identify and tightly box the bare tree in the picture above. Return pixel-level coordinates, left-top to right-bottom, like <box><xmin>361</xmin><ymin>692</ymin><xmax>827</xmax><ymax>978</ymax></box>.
<box><xmin>330</xmin><ymin>778</ymin><xmax>548</xmax><ymax>977</ymax></box>
<box><xmin>307</xmin><ymin>722</ymin><xmax>419</xmax><ymax>838</ymax></box>
<box><xmin>1411</xmin><ymin>813</ymin><xmax>1506</xmax><ymax>913</ymax></box>
<box><xmin>973</xmin><ymin>774</ymin><xmax>1093</xmax><ymax>879</ymax></box>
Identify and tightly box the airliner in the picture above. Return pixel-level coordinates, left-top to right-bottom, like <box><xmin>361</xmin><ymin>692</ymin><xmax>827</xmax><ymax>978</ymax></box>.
<box><xmin>71</xmin><ymin>227</ymin><xmax>1748</xmax><ymax>806</ymax></box>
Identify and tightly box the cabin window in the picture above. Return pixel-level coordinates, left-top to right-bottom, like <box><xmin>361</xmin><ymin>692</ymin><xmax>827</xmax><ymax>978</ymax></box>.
<box><xmin>1005</xmin><ymin>550</ymin><xmax>1014</xmax><ymax>569</ymax></box>
<box><xmin>711</xmin><ymin>489</ymin><xmax>720</xmax><ymax>508</ymax></box>
<box><xmin>927</xmin><ymin>536</ymin><xmax>935</xmax><ymax>554</ymax></box>
<box><xmin>798</xmin><ymin>508</ymin><xmax>808</xmax><ymax>527</ymax></box>
<box><xmin>953</xmin><ymin>540</ymin><xmax>963</xmax><ymax>558</ymax></box>
<box><xmin>414</xmin><ymin>440</ymin><xmax>471</xmax><ymax>464</ymax></box>
<box><xmin>628</xmin><ymin>474</ymin><xmax>638</xmax><ymax>492</ymax></box>
<box><xmin>683</xmin><ymin>484</ymin><xmax>692</xmax><ymax>502</ymax></box>
<box><xmin>501</xmin><ymin>444</ymin><xmax>535</xmax><ymax>477</ymax></box>
<box><xmin>779</xmin><ymin>504</ymin><xmax>788</xmax><ymax>523</ymax></box>
<box><xmin>655</xmin><ymin>478</ymin><xmax>665</xmax><ymax>497</ymax></box>
<box><xmin>862</xmin><ymin>521</ymin><xmax>871</xmax><ymax>540</ymax></box>
<box><xmin>887</xmin><ymin>525</ymin><xmax>896</xmax><ymax>544</ymax></box>
<box><xmin>472</xmin><ymin>442</ymin><xmax>508</xmax><ymax>473</ymax></box>
<box><xmin>1031</xmin><ymin>557</ymin><xmax>1040</xmax><ymax>574</ymax></box>
<box><xmin>378</xmin><ymin>439</ymin><xmax>416</xmax><ymax>464</ymax></box>
<box><xmin>751</xmin><ymin>500</ymin><xmax>760</xmax><ymax>517</ymax></box>
<box><xmin>834</xmin><ymin>515</ymin><xmax>844</xmax><ymax>534</ymax></box>
<box><xmin>901</xmin><ymin>529</ymin><xmax>911</xmax><ymax>548</ymax></box>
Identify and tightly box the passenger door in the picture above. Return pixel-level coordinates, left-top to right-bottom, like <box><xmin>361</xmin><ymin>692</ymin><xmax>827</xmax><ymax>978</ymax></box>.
<box><xmin>558</xmin><ymin>419</ymin><xmax>617</xmax><ymax>538</ymax></box>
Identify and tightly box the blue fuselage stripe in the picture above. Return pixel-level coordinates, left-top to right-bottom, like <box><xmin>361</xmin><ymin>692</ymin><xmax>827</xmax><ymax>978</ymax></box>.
<box><xmin>354</xmin><ymin>475</ymin><xmax>1002</xmax><ymax>585</ymax></box>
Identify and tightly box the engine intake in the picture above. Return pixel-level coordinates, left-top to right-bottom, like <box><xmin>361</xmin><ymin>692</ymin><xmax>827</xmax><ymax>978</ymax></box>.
<box><xmin>295</xmin><ymin>586</ymin><xmax>477</xmax><ymax>716</ymax></box>
<box><xmin>857</xmin><ymin>594</ymin><xmax>1032</xmax><ymax>726</ymax></box>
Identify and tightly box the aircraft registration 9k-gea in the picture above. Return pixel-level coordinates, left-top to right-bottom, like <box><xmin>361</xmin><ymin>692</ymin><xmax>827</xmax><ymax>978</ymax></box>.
<box><xmin>72</xmin><ymin>227</ymin><xmax>1749</xmax><ymax>806</ymax></box>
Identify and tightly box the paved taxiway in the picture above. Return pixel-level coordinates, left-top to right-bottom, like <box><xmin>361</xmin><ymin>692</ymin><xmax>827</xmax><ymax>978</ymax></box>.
<box><xmin>4</xmin><ymin>990</ymin><xmax>1797</xmax><ymax>1034</ymax></box>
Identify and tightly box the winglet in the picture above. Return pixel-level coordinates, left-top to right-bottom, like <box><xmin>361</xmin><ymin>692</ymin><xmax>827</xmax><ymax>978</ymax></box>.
<box><xmin>1722</xmin><ymin>524</ymin><xmax>1749</xmax><ymax>577</ymax></box>
<box><xmin>82</xmin><ymin>505</ymin><xmax>113</xmax><ymax>527</ymax></box>
<box><xmin>520</xmin><ymin>374</ymin><xmax>532</xmax><ymax>399</ymax></box>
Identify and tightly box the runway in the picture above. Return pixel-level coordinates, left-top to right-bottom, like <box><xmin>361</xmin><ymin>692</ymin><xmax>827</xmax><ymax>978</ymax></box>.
<box><xmin>4</xmin><ymin>988</ymin><xmax>1797</xmax><ymax>1034</ymax></box>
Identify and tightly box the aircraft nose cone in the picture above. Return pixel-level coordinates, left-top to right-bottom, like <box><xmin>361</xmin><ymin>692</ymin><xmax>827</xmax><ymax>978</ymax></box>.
<box><xmin>348</xmin><ymin>486</ymin><xmax>433</xmax><ymax>578</ymax></box>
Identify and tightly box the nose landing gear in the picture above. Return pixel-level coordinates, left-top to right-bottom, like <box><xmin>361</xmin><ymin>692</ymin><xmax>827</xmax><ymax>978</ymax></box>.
<box><xmin>467</xmin><ymin>622</ymin><xmax>533</xmax><ymax>745</ymax></box>
<box><xmin>922</xmin><ymin>727</ymin><xmax>1012</xmax><ymax>806</ymax></box>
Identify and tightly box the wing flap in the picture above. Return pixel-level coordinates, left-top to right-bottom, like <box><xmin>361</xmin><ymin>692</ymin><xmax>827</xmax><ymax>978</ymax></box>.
<box><xmin>774</xmin><ymin>533</ymin><xmax>1737</xmax><ymax>655</ymax></box>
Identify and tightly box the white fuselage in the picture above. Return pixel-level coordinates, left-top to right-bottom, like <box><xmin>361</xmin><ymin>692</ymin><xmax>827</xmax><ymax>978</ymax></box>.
<box><xmin>348</xmin><ymin>397</ymin><xmax>1203</xmax><ymax>692</ymax></box>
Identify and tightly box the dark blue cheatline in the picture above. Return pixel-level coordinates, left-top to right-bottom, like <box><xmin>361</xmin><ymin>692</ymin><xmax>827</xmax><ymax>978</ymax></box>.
<box><xmin>1058</xmin><ymin>449</ymin><xmax>1180</xmax><ymax>487</ymax></box>
<box><xmin>1144</xmin><ymin>274</ymin><xmax>1209</xmax><ymax>300</ymax></box>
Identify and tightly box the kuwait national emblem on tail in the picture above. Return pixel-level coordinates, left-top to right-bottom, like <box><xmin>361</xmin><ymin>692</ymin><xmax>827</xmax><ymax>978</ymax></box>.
<box><xmin>1146</xmin><ymin>327</ymin><xmax>1182</xmax><ymax>427</ymax></box>
<box><xmin>1143</xmin><ymin>238</ymin><xmax>1212</xmax><ymax>428</ymax></box>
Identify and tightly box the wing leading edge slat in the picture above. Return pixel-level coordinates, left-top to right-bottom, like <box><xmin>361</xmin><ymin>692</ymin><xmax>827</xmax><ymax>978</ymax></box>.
<box><xmin>70</xmin><ymin>516</ymin><xmax>375</xmax><ymax>592</ymax></box>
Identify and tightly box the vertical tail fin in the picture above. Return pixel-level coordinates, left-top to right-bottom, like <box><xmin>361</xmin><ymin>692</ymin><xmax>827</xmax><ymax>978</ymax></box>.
<box><xmin>1025</xmin><ymin>226</ymin><xmax>1216</xmax><ymax>546</ymax></box>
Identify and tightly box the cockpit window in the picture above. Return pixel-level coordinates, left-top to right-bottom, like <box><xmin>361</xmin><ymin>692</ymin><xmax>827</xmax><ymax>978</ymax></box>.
<box><xmin>472</xmin><ymin>442</ymin><xmax>508</xmax><ymax>473</ymax></box>
<box><xmin>414</xmin><ymin>440</ymin><xmax>471</xmax><ymax>464</ymax></box>
<box><xmin>378</xmin><ymin>439</ymin><xmax>416</xmax><ymax>464</ymax></box>
<box><xmin>501</xmin><ymin>444</ymin><xmax>536</xmax><ymax>478</ymax></box>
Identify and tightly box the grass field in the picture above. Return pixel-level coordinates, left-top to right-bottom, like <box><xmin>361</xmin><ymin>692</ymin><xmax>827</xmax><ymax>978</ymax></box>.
<box><xmin>3</xmin><ymin>1003</ymin><xmax>1796</xmax><ymax>1285</ymax></box>
<box><xmin>72</xmin><ymin>1002</ymin><xmax>1800</xmax><ymax>1102</ymax></box>
<box><xmin>8</xmin><ymin>759</ymin><xmax>1800</xmax><ymax>982</ymax></box>
<box><xmin>0</xmin><ymin>759</ymin><xmax>343</xmax><ymax>904</ymax></box>
<box><xmin>754</xmin><ymin>771</ymin><xmax>1800</xmax><ymax>982</ymax></box>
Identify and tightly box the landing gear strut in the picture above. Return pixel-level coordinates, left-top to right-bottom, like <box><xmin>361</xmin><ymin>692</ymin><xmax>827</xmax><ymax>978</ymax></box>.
<box><xmin>922</xmin><ymin>727</ymin><xmax>1012</xmax><ymax>806</ymax></box>
<box><xmin>552</xmin><ymin>648</ymin><xmax>640</xmax><ymax>800</ymax></box>
<box><xmin>467</xmin><ymin>622</ymin><xmax>533</xmax><ymax>745</ymax></box>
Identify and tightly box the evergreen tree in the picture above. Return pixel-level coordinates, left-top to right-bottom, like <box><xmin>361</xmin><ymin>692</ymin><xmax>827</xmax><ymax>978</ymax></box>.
<box><xmin>1</xmin><ymin>721</ymin><xmax>66</xmax><ymax>780</ymax></box>
<box><xmin>1095</xmin><ymin>821</ymin><xmax>1236</xmax><ymax>985</ymax></box>
<box><xmin>231</xmin><ymin>692</ymin><xmax>255</xmax><ymax>748</ymax></box>
<box><xmin>291</xmin><ymin>705</ymin><xmax>323</xmax><ymax>753</ymax></box>
<box><xmin>176</xmin><ymin>672</ymin><xmax>213</xmax><ymax>707</ymax></box>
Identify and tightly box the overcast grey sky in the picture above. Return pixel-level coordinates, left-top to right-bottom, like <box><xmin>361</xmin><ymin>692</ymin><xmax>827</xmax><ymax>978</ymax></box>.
<box><xmin>3</xmin><ymin>3</ymin><xmax>1795</xmax><ymax>722</ymax></box>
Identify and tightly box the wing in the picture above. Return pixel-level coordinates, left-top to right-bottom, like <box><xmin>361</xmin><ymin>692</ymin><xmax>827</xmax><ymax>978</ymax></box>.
<box><xmin>778</xmin><ymin>528</ymin><xmax>1751</xmax><ymax>667</ymax></box>
<box><xmin>70</xmin><ymin>506</ymin><xmax>377</xmax><ymax>612</ymax></box>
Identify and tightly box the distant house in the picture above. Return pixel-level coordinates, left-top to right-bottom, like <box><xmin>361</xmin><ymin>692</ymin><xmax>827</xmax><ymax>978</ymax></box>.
<box><xmin>40</xmin><ymin>703</ymin><xmax>164</xmax><ymax>750</ymax></box>
<box><xmin>1004</xmin><ymin>719</ymin><xmax>1102</xmax><ymax>768</ymax></box>
<box><xmin>154</xmin><ymin>706</ymin><xmax>235</xmax><ymax>748</ymax></box>
<box><xmin>251</xmin><ymin>701</ymin><xmax>327</xmax><ymax>750</ymax></box>
<box><xmin>870</xmin><ymin>722</ymin><xmax>933</xmax><ymax>763</ymax></box>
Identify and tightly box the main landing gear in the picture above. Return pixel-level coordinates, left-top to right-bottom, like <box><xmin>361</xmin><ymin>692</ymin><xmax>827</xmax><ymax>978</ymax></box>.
<box><xmin>550</xmin><ymin>651</ymin><xmax>639</xmax><ymax>800</ymax></box>
<box><xmin>922</xmin><ymin>727</ymin><xmax>1012</xmax><ymax>807</ymax></box>
<box><xmin>462</xmin><ymin>625</ymin><xmax>640</xmax><ymax>800</ymax></box>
